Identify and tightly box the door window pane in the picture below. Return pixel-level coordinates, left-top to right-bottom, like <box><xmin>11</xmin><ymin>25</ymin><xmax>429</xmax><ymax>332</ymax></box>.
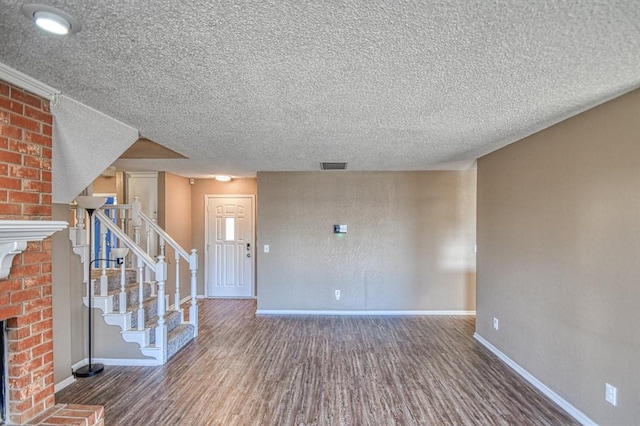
<box><xmin>225</xmin><ymin>217</ymin><xmax>235</xmax><ymax>241</ymax></box>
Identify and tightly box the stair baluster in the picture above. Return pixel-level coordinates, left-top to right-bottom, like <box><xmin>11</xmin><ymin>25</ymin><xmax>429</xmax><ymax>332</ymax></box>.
<box><xmin>189</xmin><ymin>249</ymin><xmax>198</xmax><ymax>337</ymax></box>
<box><xmin>155</xmin><ymin>254</ymin><xmax>168</xmax><ymax>364</ymax></box>
<box><xmin>74</xmin><ymin>203</ymin><xmax>85</xmax><ymax>243</ymax></box>
<box><xmin>119</xmin><ymin>211</ymin><xmax>126</xmax><ymax>234</ymax></box>
<box><xmin>144</xmin><ymin>222</ymin><xmax>152</xmax><ymax>283</ymax></box>
<box><xmin>98</xmin><ymin>219</ymin><xmax>109</xmax><ymax>295</ymax></box>
<box><xmin>118</xmin><ymin>254</ymin><xmax>127</xmax><ymax>314</ymax></box>
<box><xmin>174</xmin><ymin>249</ymin><xmax>182</xmax><ymax>320</ymax></box>
<box><xmin>137</xmin><ymin>257</ymin><xmax>145</xmax><ymax>331</ymax></box>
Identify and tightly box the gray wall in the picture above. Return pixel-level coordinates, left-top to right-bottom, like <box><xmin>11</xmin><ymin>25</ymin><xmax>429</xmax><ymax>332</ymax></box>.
<box><xmin>476</xmin><ymin>89</ymin><xmax>640</xmax><ymax>424</ymax></box>
<box><xmin>51</xmin><ymin>204</ymin><xmax>84</xmax><ymax>385</ymax></box>
<box><xmin>257</xmin><ymin>171</ymin><xmax>476</xmax><ymax>311</ymax></box>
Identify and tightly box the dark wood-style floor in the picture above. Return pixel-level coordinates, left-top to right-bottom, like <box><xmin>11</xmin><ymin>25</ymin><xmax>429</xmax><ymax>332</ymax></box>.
<box><xmin>56</xmin><ymin>299</ymin><xmax>576</xmax><ymax>425</ymax></box>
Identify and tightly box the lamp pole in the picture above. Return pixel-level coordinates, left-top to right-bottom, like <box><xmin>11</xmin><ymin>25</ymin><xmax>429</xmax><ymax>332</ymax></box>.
<box><xmin>74</xmin><ymin>197</ymin><xmax>107</xmax><ymax>378</ymax></box>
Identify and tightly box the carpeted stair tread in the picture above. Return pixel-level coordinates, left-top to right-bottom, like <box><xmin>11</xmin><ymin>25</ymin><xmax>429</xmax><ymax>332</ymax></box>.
<box><xmin>130</xmin><ymin>306</ymin><xmax>182</xmax><ymax>332</ymax></box>
<box><xmin>107</xmin><ymin>282</ymin><xmax>154</xmax><ymax>312</ymax></box>
<box><xmin>145</xmin><ymin>309</ymin><xmax>183</xmax><ymax>332</ymax></box>
<box><xmin>129</xmin><ymin>297</ymin><xmax>160</xmax><ymax>329</ymax></box>
<box><xmin>146</xmin><ymin>310</ymin><xmax>183</xmax><ymax>345</ymax></box>
<box><xmin>91</xmin><ymin>269</ymin><xmax>138</xmax><ymax>293</ymax></box>
<box><xmin>130</xmin><ymin>311</ymin><xmax>191</xmax><ymax>348</ymax></box>
<box><xmin>167</xmin><ymin>324</ymin><xmax>195</xmax><ymax>358</ymax></box>
<box><xmin>144</xmin><ymin>324</ymin><xmax>195</xmax><ymax>359</ymax></box>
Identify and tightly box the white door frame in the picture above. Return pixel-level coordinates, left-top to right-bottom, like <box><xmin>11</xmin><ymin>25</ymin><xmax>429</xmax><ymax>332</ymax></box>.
<box><xmin>204</xmin><ymin>194</ymin><xmax>256</xmax><ymax>298</ymax></box>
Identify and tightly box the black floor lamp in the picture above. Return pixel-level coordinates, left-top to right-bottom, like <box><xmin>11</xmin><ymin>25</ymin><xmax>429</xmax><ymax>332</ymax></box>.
<box><xmin>74</xmin><ymin>196</ymin><xmax>107</xmax><ymax>378</ymax></box>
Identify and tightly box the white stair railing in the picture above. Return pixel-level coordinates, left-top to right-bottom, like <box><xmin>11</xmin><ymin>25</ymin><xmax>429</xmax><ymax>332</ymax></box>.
<box><xmin>93</xmin><ymin>210</ymin><xmax>170</xmax><ymax>364</ymax></box>
<box><xmin>136</xmin><ymin>205</ymin><xmax>199</xmax><ymax>337</ymax></box>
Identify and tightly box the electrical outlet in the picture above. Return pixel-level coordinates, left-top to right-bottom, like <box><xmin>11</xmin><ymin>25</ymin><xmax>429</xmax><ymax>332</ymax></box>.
<box><xmin>605</xmin><ymin>383</ymin><xmax>617</xmax><ymax>406</ymax></box>
<box><xmin>493</xmin><ymin>317</ymin><xmax>499</xmax><ymax>330</ymax></box>
<box><xmin>263</xmin><ymin>245</ymin><xmax>269</xmax><ymax>253</ymax></box>
<box><xmin>335</xmin><ymin>290</ymin><xmax>341</xmax><ymax>300</ymax></box>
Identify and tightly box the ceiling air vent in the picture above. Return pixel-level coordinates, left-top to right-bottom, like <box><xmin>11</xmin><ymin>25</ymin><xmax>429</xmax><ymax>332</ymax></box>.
<box><xmin>320</xmin><ymin>162</ymin><xmax>347</xmax><ymax>170</ymax></box>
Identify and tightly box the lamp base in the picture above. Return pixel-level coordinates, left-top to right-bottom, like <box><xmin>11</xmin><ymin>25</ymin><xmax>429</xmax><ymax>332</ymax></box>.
<box><xmin>74</xmin><ymin>363</ymin><xmax>104</xmax><ymax>378</ymax></box>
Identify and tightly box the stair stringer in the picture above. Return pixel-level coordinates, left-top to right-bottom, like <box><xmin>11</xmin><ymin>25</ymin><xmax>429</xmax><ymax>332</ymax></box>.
<box><xmin>122</xmin><ymin>329</ymin><xmax>152</xmax><ymax>348</ymax></box>
<box><xmin>139</xmin><ymin>346</ymin><xmax>162</xmax><ymax>363</ymax></box>
<box><xmin>83</xmin><ymin>296</ymin><xmax>112</xmax><ymax>314</ymax></box>
<box><xmin>103</xmin><ymin>311</ymin><xmax>132</xmax><ymax>330</ymax></box>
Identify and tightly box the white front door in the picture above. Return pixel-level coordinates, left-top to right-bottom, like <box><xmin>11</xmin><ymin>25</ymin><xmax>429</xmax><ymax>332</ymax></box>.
<box><xmin>205</xmin><ymin>195</ymin><xmax>254</xmax><ymax>297</ymax></box>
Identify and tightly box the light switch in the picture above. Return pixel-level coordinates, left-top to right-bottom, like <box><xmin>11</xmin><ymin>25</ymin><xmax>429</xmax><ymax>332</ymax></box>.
<box><xmin>264</xmin><ymin>245</ymin><xmax>269</xmax><ymax>253</ymax></box>
<box><xmin>334</xmin><ymin>224</ymin><xmax>347</xmax><ymax>234</ymax></box>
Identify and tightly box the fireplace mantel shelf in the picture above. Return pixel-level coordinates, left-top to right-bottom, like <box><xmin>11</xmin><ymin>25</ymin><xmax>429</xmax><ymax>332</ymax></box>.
<box><xmin>0</xmin><ymin>220</ymin><xmax>68</xmax><ymax>279</ymax></box>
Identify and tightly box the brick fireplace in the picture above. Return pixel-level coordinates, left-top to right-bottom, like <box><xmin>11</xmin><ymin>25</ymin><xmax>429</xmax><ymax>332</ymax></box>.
<box><xmin>1</xmin><ymin>80</ymin><xmax>103</xmax><ymax>424</ymax></box>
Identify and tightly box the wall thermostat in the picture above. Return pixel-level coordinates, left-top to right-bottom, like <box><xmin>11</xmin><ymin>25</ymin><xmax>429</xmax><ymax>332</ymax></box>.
<box><xmin>334</xmin><ymin>224</ymin><xmax>347</xmax><ymax>234</ymax></box>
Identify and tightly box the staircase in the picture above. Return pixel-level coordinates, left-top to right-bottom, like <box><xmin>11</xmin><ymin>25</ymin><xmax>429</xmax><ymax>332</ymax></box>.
<box><xmin>70</xmin><ymin>196</ymin><xmax>199</xmax><ymax>365</ymax></box>
<box><xmin>87</xmin><ymin>269</ymin><xmax>195</xmax><ymax>362</ymax></box>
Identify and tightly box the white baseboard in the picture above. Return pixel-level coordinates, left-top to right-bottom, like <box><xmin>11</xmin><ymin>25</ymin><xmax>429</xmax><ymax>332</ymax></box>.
<box><xmin>473</xmin><ymin>333</ymin><xmax>596</xmax><ymax>426</ymax></box>
<box><xmin>94</xmin><ymin>357</ymin><xmax>159</xmax><ymax>366</ymax></box>
<box><xmin>71</xmin><ymin>359</ymin><xmax>87</xmax><ymax>371</ymax></box>
<box><xmin>54</xmin><ymin>375</ymin><xmax>76</xmax><ymax>393</ymax></box>
<box><xmin>256</xmin><ymin>309</ymin><xmax>476</xmax><ymax>316</ymax></box>
<box><xmin>72</xmin><ymin>357</ymin><xmax>159</xmax><ymax>370</ymax></box>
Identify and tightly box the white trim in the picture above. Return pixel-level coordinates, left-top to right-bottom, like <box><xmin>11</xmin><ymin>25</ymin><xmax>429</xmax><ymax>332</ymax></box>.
<box><xmin>0</xmin><ymin>62</ymin><xmax>60</xmax><ymax>100</ymax></box>
<box><xmin>256</xmin><ymin>309</ymin><xmax>476</xmax><ymax>316</ymax></box>
<box><xmin>0</xmin><ymin>220</ymin><xmax>68</xmax><ymax>278</ymax></box>
<box><xmin>54</xmin><ymin>375</ymin><xmax>76</xmax><ymax>393</ymax></box>
<box><xmin>0</xmin><ymin>220</ymin><xmax>68</xmax><ymax>243</ymax></box>
<box><xmin>72</xmin><ymin>359</ymin><xmax>87</xmax><ymax>371</ymax></box>
<box><xmin>208</xmin><ymin>296</ymin><xmax>254</xmax><ymax>299</ymax></box>
<box><xmin>473</xmin><ymin>333</ymin><xmax>596</xmax><ymax>426</ymax></box>
<box><xmin>204</xmin><ymin>194</ymin><xmax>256</xmax><ymax>298</ymax></box>
<box><xmin>196</xmin><ymin>294</ymin><xmax>206</xmax><ymax>299</ymax></box>
<box><xmin>93</xmin><ymin>357</ymin><xmax>159</xmax><ymax>366</ymax></box>
<box><xmin>125</xmin><ymin>171</ymin><xmax>159</xmax><ymax>179</ymax></box>
<box><xmin>72</xmin><ymin>357</ymin><xmax>159</xmax><ymax>369</ymax></box>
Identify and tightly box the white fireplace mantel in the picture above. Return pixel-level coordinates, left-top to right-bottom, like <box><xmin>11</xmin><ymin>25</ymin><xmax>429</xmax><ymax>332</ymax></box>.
<box><xmin>0</xmin><ymin>220</ymin><xmax>68</xmax><ymax>279</ymax></box>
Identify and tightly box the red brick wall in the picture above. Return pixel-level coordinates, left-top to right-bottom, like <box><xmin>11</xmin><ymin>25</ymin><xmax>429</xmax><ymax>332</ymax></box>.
<box><xmin>0</xmin><ymin>80</ymin><xmax>55</xmax><ymax>425</ymax></box>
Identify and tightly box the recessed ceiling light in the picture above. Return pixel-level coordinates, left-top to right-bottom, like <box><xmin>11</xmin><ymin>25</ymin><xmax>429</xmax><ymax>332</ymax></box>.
<box><xmin>21</xmin><ymin>4</ymin><xmax>82</xmax><ymax>36</ymax></box>
<box><xmin>215</xmin><ymin>175</ymin><xmax>232</xmax><ymax>182</ymax></box>
<box><xmin>34</xmin><ymin>11</ymin><xmax>69</xmax><ymax>34</ymax></box>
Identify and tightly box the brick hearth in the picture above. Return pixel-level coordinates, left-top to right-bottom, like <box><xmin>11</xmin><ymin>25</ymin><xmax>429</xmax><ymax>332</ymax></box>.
<box><xmin>1</xmin><ymin>80</ymin><xmax>103</xmax><ymax>425</ymax></box>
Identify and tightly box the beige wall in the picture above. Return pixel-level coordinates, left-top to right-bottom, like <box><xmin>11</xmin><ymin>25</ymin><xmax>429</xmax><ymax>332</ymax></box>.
<box><xmin>92</xmin><ymin>172</ymin><xmax>124</xmax><ymax>202</ymax></box>
<box><xmin>476</xmin><ymin>89</ymin><xmax>640</xmax><ymax>424</ymax></box>
<box><xmin>159</xmin><ymin>172</ymin><xmax>192</xmax><ymax>303</ymax></box>
<box><xmin>191</xmin><ymin>178</ymin><xmax>258</xmax><ymax>295</ymax></box>
<box><xmin>257</xmin><ymin>171</ymin><xmax>476</xmax><ymax>311</ymax></box>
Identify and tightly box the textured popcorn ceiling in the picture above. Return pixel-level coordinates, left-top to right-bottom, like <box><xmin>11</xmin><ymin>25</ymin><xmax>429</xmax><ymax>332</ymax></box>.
<box><xmin>1</xmin><ymin>1</ymin><xmax>640</xmax><ymax>177</ymax></box>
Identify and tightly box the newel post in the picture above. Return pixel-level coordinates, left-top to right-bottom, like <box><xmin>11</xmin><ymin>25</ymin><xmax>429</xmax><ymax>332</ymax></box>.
<box><xmin>189</xmin><ymin>249</ymin><xmax>198</xmax><ymax>337</ymax></box>
<box><xmin>155</xmin><ymin>254</ymin><xmax>168</xmax><ymax>364</ymax></box>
